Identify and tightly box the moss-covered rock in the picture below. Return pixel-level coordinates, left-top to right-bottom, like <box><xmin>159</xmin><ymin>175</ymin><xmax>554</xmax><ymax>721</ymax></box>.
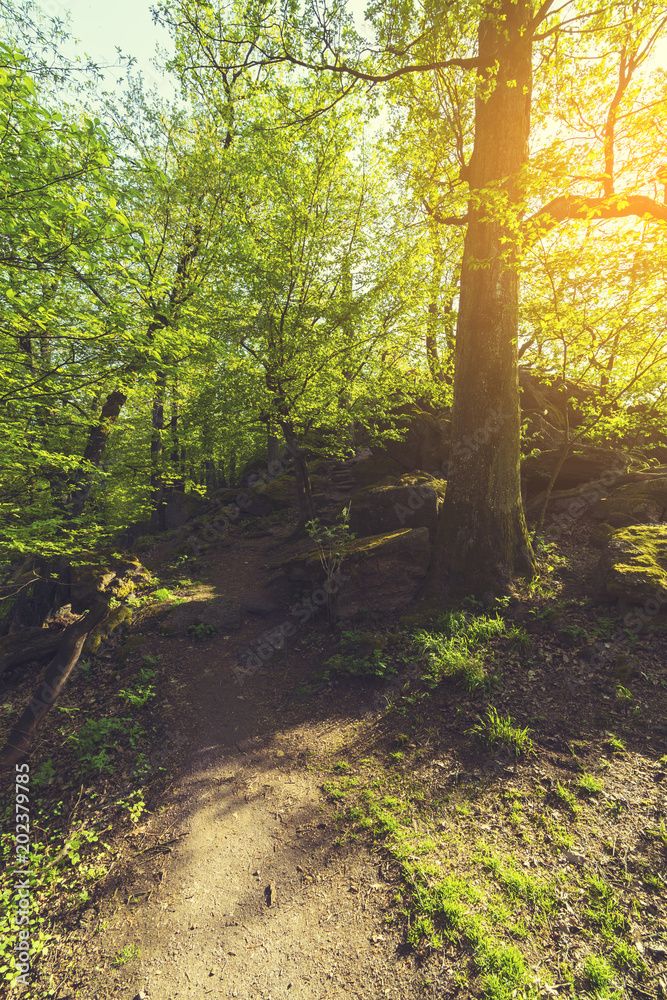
<box><xmin>282</xmin><ymin>527</ymin><xmax>431</xmax><ymax>619</ymax></box>
<box><xmin>591</xmin><ymin>478</ymin><xmax>667</xmax><ymax>529</ymax></box>
<box><xmin>598</xmin><ymin>525</ymin><xmax>667</xmax><ymax>605</ymax></box>
<box><xmin>163</xmin><ymin>491</ymin><xmax>209</xmax><ymax>530</ymax></box>
<box><xmin>70</xmin><ymin>554</ymin><xmax>151</xmax><ymax>613</ymax></box>
<box><xmin>209</xmin><ymin>471</ymin><xmax>328</xmax><ymax>518</ymax></box>
<box><xmin>522</xmin><ymin>445</ymin><xmax>629</xmax><ymax>498</ymax></box>
<box><xmin>348</xmin><ymin>473</ymin><xmax>446</xmax><ymax>540</ymax></box>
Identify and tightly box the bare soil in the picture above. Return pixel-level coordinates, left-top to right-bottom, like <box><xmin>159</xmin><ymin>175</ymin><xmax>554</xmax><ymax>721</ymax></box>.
<box><xmin>2</xmin><ymin>465</ymin><xmax>667</xmax><ymax>1000</ymax></box>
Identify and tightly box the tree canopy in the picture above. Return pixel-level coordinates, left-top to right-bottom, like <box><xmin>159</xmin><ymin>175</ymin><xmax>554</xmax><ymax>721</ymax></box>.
<box><xmin>0</xmin><ymin>0</ymin><xmax>666</xmax><ymax>590</ymax></box>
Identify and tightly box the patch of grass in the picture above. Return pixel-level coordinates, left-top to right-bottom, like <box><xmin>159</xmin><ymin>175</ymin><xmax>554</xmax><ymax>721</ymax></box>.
<box><xmin>582</xmin><ymin>872</ymin><xmax>644</xmax><ymax>972</ymax></box>
<box><xmin>413</xmin><ymin>612</ymin><xmax>506</xmax><ymax>692</ymax></box>
<box><xmin>583</xmin><ymin>954</ymin><xmax>617</xmax><ymax>996</ymax></box>
<box><xmin>118</xmin><ymin>667</ymin><xmax>156</xmax><ymax>709</ymax></box>
<box><xmin>475</xmin><ymin>938</ymin><xmax>534</xmax><ymax>1000</ymax></box>
<box><xmin>506</xmin><ymin>625</ymin><xmax>532</xmax><ymax>653</ymax></box>
<box><xmin>322</xmin><ymin>775</ymin><xmax>359</xmax><ymax>801</ymax></box>
<box><xmin>67</xmin><ymin>717</ymin><xmax>143</xmax><ymax>776</ymax></box>
<box><xmin>646</xmin><ymin>818</ymin><xmax>667</xmax><ymax>848</ymax></box>
<box><xmin>604</xmin><ymin>734</ymin><xmax>627</xmax><ymax>754</ymax></box>
<box><xmin>326</xmin><ymin>630</ymin><xmax>398</xmax><ymax>679</ymax></box>
<box><xmin>152</xmin><ymin>587</ymin><xmax>175</xmax><ymax>602</ymax></box>
<box><xmin>615</xmin><ymin>685</ymin><xmax>633</xmax><ymax>713</ymax></box>
<box><xmin>554</xmin><ymin>781</ymin><xmax>579</xmax><ymax>815</ymax></box>
<box><xmin>578</xmin><ymin>773</ymin><xmax>603</xmax><ymax>797</ymax></box>
<box><xmin>187</xmin><ymin>622</ymin><xmax>217</xmax><ymax>640</ymax></box>
<box><xmin>474</xmin><ymin>844</ymin><xmax>554</xmax><ymax>908</ymax></box>
<box><xmin>112</xmin><ymin>943</ymin><xmax>140</xmax><ymax>967</ymax></box>
<box><xmin>537</xmin><ymin>814</ymin><xmax>574</xmax><ymax>850</ymax></box>
<box><xmin>468</xmin><ymin>707</ymin><xmax>535</xmax><ymax>759</ymax></box>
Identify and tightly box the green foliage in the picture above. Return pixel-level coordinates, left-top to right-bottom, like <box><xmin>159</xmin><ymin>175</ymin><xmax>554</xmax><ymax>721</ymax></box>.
<box><xmin>413</xmin><ymin>612</ymin><xmax>506</xmax><ymax>691</ymax></box>
<box><xmin>578</xmin><ymin>773</ymin><xmax>603</xmax><ymax>796</ymax></box>
<box><xmin>306</xmin><ymin>506</ymin><xmax>353</xmax><ymax>627</ymax></box>
<box><xmin>554</xmin><ymin>781</ymin><xmax>579</xmax><ymax>816</ymax></box>
<box><xmin>605</xmin><ymin>734</ymin><xmax>627</xmax><ymax>755</ymax></box>
<box><xmin>583</xmin><ymin>955</ymin><xmax>617</xmax><ymax>996</ymax></box>
<box><xmin>118</xmin><ymin>667</ymin><xmax>156</xmax><ymax>708</ymax></box>
<box><xmin>112</xmin><ymin>943</ymin><xmax>141</xmax><ymax>967</ymax></box>
<box><xmin>153</xmin><ymin>588</ymin><xmax>176</xmax><ymax>602</ymax></box>
<box><xmin>326</xmin><ymin>629</ymin><xmax>400</xmax><ymax>678</ymax></box>
<box><xmin>187</xmin><ymin>622</ymin><xmax>217</xmax><ymax>640</ymax></box>
<box><xmin>67</xmin><ymin>716</ymin><xmax>142</xmax><ymax>775</ymax></box>
<box><xmin>467</xmin><ymin>708</ymin><xmax>535</xmax><ymax>759</ymax></box>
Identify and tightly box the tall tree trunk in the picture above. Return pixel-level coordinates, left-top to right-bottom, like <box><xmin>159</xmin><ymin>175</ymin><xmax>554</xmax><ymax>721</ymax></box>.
<box><xmin>70</xmin><ymin>389</ymin><xmax>128</xmax><ymax>517</ymax></box>
<box><xmin>425</xmin><ymin>231</ymin><xmax>447</xmax><ymax>384</ymax></box>
<box><xmin>169</xmin><ymin>387</ymin><xmax>186</xmax><ymax>492</ymax></box>
<box><xmin>205</xmin><ymin>459</ymin><xmax>218</xmax><ymax>494</ymax></box>
<box><xmin>426</xmin><ymin>302</ymin><xmax>446</xmax><ymax>385</ymax></box>
<box><xmin>151</xmin><ymin>374</ymin><xmax>166</xmax><ymax>530</ymax></box>
<box><xmin>438</xmin><ymin>0</ymin><xmax>535</xmax><ymax>595</ymax></box>
<box><xmin>267</xmin><ymin>429</ymin><xmax>281</xmax><ymax>469</ymax></box>
<box><xmin>281</xmin><ymin>422</ymin><xmax>316</xmax><ymax>525</ymax></box>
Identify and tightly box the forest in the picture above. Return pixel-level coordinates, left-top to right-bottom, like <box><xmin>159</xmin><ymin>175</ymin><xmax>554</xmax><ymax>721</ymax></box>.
<box><xmin>1</xmin><ymin>0</ymin><xmax>667</xmax><ymax>997</ymax></box>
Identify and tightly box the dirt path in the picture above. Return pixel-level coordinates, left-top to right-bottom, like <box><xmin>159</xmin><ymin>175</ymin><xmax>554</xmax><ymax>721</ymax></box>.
<box><xmin>86</xmin><ymin>519</ymin><xmax>423</xmax><ymax>1000</ymax></box>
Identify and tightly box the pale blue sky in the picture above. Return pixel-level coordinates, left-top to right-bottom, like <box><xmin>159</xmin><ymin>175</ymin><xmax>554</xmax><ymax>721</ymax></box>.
<box><xmin>47</xmin><ymin>0</ymin><xmax>175</xmax><ymax>94</ymax></box>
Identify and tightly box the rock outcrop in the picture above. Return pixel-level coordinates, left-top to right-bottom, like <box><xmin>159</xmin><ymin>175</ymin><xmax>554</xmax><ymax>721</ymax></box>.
<box><xmin>522</xmin><ymin>446</ymin><xmax>629</xmax><ymax>498</ymax></box>
<box><xmin>374</xmin><ymin>410</ymin><xmax>450</xmax><ymax>474</ymax></box>
<box><xmin>348</xmin><ymin>474</ymin><xmax>446</xmax><ymax>540</ymax></box>
<box><xmin>282</xmin><ymin>527</ymin><xmax>432</xmax><ymax>619</ymax></box>
<box><xmin>590</xmin><ymin>477</ymin><xmax>667</xmax><ymax>529</ymax></box>
<box><xmin>70</xmin><ymin>554</ymin><xmax>151</xmax><ymax>613</ymax></box>
<box><xmin>598</xmin><ymin>525</ymin><xmax>667</xmax><ymax>607</ymax></box>
<box><xmin>164</xmin><ymin>491</ymin><xmax>209</xmax><ymax>530</ymax></box>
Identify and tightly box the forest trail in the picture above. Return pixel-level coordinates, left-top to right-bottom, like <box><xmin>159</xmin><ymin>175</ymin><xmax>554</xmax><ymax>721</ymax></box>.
<box><xmin>86</xmin><ymin>480</ymin><xmax>424</xmax><ymax>1000</ymax></box>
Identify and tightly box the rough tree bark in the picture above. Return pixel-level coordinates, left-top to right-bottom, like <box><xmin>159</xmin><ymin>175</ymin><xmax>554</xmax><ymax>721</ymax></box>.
<box><xmin>280</xmin><ymin>421</ymin><xmax>316</xmax><ymax>526</ymax></box>
<box><xmin>0</xmin><ymin>598</ymin><xmax>110</xmax><ymax>769</ymax></box>
<box><xmin>69</xmin><ymin>389</ymin><xmax>128</xmax><ymax>517</ymax></box>
<box><xmin>438</xmin><ymin>0</ymin><xmax>535</xmax><ymax>595</ymax></box>
<box><xmin>151</xmin><ymin>373</ymin><xmax>167</xmax><ymax>530</ymax></box>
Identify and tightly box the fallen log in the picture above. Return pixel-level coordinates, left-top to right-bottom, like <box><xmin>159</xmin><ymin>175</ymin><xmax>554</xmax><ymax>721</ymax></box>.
<box><xmin>0</xmin><ymin>628</ymin><xmax>63</xmax><ymax>680</ymax></box>
<box><xmin>0</xmin><ymin>598</ymin><xmax>110</xmax><ymax>770</ymax></box>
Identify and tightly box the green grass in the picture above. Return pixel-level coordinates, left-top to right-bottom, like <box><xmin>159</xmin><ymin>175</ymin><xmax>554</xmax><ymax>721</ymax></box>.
<box><xmin>468</xmin><ymin>707</ymin><xmax>535</xmax><ymax>759</ymax></box>
<box><xmin>473</xmin><ymin>844</ymin><xmax>555</xmax><ymax>908</ymax></box>
<box><xmin>413</xmin><ymin>611</ymin><xmax>507</xmax><ymax>692</ymax></box>
<box><xmin>583</xmin><ymin>954</ymin><xmax>616</xmax><ymax>994</ymax></box>
<box><xmin>578</xmin><ymin>773</ymin><xmax>603</xmax><ymax>796</ymax></box>
<box><xmin>152</xmin><ymin>587</ymin><xmax>175</xmax><ymax>602</ymax></box>
<box><xmin>604</xmin><ymin>734</ymin><xmax>627</xmax><ymax>754</ymax></box>
<box><xmin>112</xmin><ymin>943</ymin><xmax>141</xmax><ymax>967</ymax></box>
<box><xmin>554</xmin><ymin>780</ymin><xmax>579</xmax><ymax>815</ymax></box>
